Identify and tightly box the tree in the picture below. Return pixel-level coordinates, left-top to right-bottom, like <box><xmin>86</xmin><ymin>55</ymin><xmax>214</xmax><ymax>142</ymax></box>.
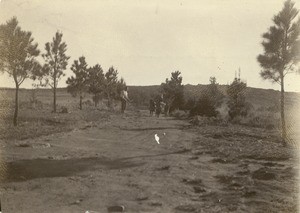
<box><xmin>0</xmin><ymin>17</ymin><xmax>40</xmax><ymax>126</ymax></box>
<box><xmin>190</xmin><ymin>95</ymin><xmax>217</xmax><ymax>117</ymax></box>
<box><xmin>207</xmin><ymin>76</ymin><xmax>224</xmax><ymax>107</ymax></box>
<box><xmin>257</xmin><ymin>0</ymin><xmax>300</xmax><ymax>144</ymax></box>
<box><xmin>40</xmin><ymin>31</ymin><xmax>70</xmax><ymax>112</ymax></box>
<box><xmin>227</xmin><ymin>75</ymin><xmax>248</xmax><ymax>119</ymax></box>
<box><xmin>116</xmin><ymin>77</ymin><xmax>127</xmax><ymax>95</ymax></box>
<box><xmin>66</xmin><ymin>56</ymin><xmax>89</xmax><ymax>110</ymax></box>
<box><xmin>87</xmin><ymin>64</ymin><xmax>105</xmax><ymax>107</ymax></box>
<box><xmin>160</xmin><ymin>71</ymin><xmax>184</xmax><ymax>115</ymax></box>
<box><xmin>103</xmin><ymin>67</ymin><xmax>119</xmax><ymax>108</ymax></box>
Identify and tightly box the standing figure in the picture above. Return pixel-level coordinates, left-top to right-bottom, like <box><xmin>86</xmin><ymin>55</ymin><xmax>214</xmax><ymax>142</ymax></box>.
<box><xmin>155</xmin><ymin>99</ymin><xmax>161</xmax><ymax>117</ymax></box>
<box><xmin>149</xmin><ymin>99</ymin><xmax>155</xmax><ymax>116</ymax></box>
<box><xmin>120</xmin><ymin>87</ymin><xmax>131</xmax><ymax>113</ymax></box>
<box><xmin>160</xmin><ymin>101</ymin><xmax>166</xmax><ymax>116</ymax></box>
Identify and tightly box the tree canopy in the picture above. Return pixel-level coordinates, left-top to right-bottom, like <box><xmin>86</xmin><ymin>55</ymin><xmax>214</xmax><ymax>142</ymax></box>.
<box><xmin>160</xmin><ymin>71</ymin><xmax>184</xmax><ymax>115</ymax></box>
<box><xmin>66</xmin><ymin>56</ymin><xmax>89</xmax><ymax>110</ymax></box>
<box><xmin>257</xmin><ymin>0</ymin><xmax>300</xmax><ymax>83</ymax></box>
<box><xmin>87</xmin><ymin>64</ymin><xmax>105</xmax><ymax>106</ymax></box>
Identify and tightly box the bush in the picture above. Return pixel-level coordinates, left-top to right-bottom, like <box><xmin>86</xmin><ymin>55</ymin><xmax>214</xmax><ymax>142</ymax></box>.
<box><xmin>189</xmin><ymin>115</ymin><xmax>228</xmax><ymax>126</ymax></box>
<box><xmin>83</xmin><ymin>99</ymin><xmax>93</xmax><ymax>107</ymax></box>
<box><xmin>227</xmin><ymin>77</ymin><xmax>249</xmax><ymax>120</ymax></box>
<box><xmin>230</xmin><ymin>110</ymin><xmax>279</xmax><ymax>129</ymax></box>
<box><xmin>184</xmin><ymin>98</ymin><xmax>196</xmax><ymax>111</ymax></box>
<box><xmin>171</xmin><ymin>110</ymin><xmax>188</xmax><ymax>119</ymax></box>
<box><xmin>228</xmin><ymin>99</ymin><xmax>252</xmax><ymax>119</ymax></box>
<box><xmin>190</xmin><ymin>95</ymin><xmax>217</xmax><ymax>117</ymax></box>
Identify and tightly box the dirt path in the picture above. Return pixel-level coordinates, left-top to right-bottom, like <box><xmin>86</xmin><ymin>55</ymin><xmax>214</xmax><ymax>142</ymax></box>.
<box><xmin>0</xmin><ymin>110</ymin><xmax>298</xmax><ymax>212</ymax></box>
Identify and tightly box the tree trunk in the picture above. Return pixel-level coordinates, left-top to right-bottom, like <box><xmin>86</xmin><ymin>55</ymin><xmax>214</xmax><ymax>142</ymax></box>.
<box><xmin>107</xmin><ymin>93</ymin><xmax>111</xmax><ymax>108</ymax></box>
<box><xmin>280</xmin><ymin>76</ymin><xmax>287</xmax><ymax>145</ymax></box>
<box><xmin>13</xmin><ymin>83</ymin><xmax>19</xmax><ymax>126</ymax></box>
<box><xmin>53</xmin><ymin>84</ymin><xmax>57</xmax><ymax>113</ymax></box>
<box><xmin>31</xmin><ymin>89</ymin><xmax>36</xmax><ymax>109</ymax></box>
<box><xmin>79</xmin><ymin>95</ymin><xmax>83</xmax><ymax>110</ymax></box>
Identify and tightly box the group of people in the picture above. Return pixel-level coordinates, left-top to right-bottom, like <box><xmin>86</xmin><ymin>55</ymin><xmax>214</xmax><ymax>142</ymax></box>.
<box><xmin>119</xmin><ymin>87</ymin><xmax>167</xmax><ymax>118</ymax></box>
<box><xmin>149</xmin><ymin>97</ymin><xmax>166</xmax><ymax>118</ymax></box>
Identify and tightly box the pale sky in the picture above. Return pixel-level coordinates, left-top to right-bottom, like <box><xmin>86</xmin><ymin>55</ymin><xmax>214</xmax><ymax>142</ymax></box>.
<box><xmin>0</xmin><ymin>0</ymin><xmax>299</xmax><ymax>91</ymax></box>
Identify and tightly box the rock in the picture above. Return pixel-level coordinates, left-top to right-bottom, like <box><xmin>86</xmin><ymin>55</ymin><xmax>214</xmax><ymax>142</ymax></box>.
<box><xmin>70</xmin><ymin>198</ymin><xmax>83</xmax><ymax>205</ymax></box>
<box><xmin>136</xmin><ymin>194</ymin><xmax>149</xmax><ymax>201</ymax></box>
<box><xmin>16</xmin><ymin>143</ymin><xmax>30</xmax><ymax>148</ymax></box>
<box><xmin>182</xmin><ymin>178</ymin><xmax>202</xmax><ymax>185</ymax></box>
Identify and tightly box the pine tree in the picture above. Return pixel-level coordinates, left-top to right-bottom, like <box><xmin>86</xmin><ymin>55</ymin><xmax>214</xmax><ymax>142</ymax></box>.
<box><xmin>66</xmin><ymin>56</ymin><xmax>89</xmax><ymax>110</ymax></box>
<box><xmin>87</xmin><ymin>64</ymin><xmax>105</xmax><ymax>107</ymax></box>
<box><xmin>41</xmin><ymin>31</ymin><xmax>70</xmax><ymax>112</ymax></box>
<box><xmin>0</xmin><ymin>17</ymin><xmax>40</xmax><ymax>126</ymax></box>
<box><xmin>103</xmin><ymin>67</ymin><xmax>119</xmax><ymax>108</ymax></box>
<box><xmin>257</xmin><ymin>0</ymin><xmax>300</xmax><ymax>144</ymax></box>
<box><xmin>160</xmin><ymin>71</ymin><xmax>184</xmax><ymax>115</ymax></box>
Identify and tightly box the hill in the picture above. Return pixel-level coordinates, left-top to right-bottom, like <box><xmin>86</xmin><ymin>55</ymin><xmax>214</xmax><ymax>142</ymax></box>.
<box><xmin>0</xmin><ymin>85</ymin><xmax>299</xmax><ymax>110</ymax></box>
<box><xmin>129</xmin><ymin>84</ymin><xmax>300</xmax><ymax>110</ymax></box>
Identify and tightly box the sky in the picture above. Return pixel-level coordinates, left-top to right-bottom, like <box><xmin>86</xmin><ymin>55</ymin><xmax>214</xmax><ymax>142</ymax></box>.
<box><xmin>0</xmin><ymin>0</ymin><xmax>299</xmax><ymax>91</ymax></box>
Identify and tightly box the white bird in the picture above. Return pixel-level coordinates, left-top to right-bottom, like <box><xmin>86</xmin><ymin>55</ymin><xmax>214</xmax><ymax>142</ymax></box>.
<box><xmin>154</xmin><ymin>134</ymin><xmax>160</xmax><ymax>144</ymax></box>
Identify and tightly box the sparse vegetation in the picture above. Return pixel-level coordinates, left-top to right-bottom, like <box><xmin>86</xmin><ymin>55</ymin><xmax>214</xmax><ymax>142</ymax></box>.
<box><xmin>0</xmin><ymin>4</ymin><xmax>299</xmax><ymax>211</ymax></box>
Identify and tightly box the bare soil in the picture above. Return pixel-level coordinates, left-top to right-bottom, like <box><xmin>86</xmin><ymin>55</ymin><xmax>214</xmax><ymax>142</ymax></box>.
<box><xmin>0</xmin><ymin>110</ymin><xmax>298</xmax><ymax>213</ymax></box>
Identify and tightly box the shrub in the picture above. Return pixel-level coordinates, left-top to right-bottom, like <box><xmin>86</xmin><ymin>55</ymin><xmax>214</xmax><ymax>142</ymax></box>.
<box><xmin>227</xmin><ymin>77</ymin><xmax>249</xmax><ymax>119</ymax></box>
<box><xmin>189</xmin><ymin>115</ymin><xmax>227</xmax><ymax>127</ymax></box>
<box><xmin>171</xmin><ymin>110</ymin><xmax>188</xmax><ymax>119</ymax></box>
<box><xmin>184</xmin><ymin>98</ymin><xmax>196</xmax><ymax>111</ymax></box>
<box><xmin>230</xmin><ymin>110</ymin><xmax>279</xmax><ymax>129</ymax></box>
<box><xmin>83</xmin><ymin>99</ymin><xmax>93</xmax><ymax>107</ymax></box>
<box><xmin>190</xmin><ymin>95</ymin><xmax>217</xmax><ymax>117</ymax></box>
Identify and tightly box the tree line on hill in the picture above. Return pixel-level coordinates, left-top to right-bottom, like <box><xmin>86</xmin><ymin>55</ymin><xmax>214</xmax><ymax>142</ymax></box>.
<box><xmin>0</xmin><ymin>18</ymin><xmax>126</xmax><ymax>126</ymax></box>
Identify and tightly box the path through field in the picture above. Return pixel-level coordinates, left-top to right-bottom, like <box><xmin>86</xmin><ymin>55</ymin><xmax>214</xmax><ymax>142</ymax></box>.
<box><xmin>0</xmin><ymin>110</ymin><xmax>298</xmax><ymax>212</ymax></box>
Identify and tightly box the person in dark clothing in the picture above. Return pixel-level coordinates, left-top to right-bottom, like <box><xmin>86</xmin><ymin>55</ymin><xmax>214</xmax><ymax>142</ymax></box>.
<box><xmin>149</xmin><ymin>99</ymin><xmax>155</xmax><ymax>116</ymax></box>
<box><xmin>155</xmin><ymin>99</ymin><xmax>161</xmax><ymax>117</ymax></box>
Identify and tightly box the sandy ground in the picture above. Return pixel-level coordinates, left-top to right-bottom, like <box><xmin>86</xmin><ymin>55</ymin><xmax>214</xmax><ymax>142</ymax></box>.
<box><xmin>0</xmin><ymin>110</ymin><xmax>298</xmax><ymax>213</ymax></box>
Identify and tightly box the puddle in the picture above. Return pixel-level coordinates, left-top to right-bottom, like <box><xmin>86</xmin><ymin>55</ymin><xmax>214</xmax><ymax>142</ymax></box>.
<box><xmin>1</xmin><ymin>157</ymin><xmax>145</xmax><ymax>182</ymax></box>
